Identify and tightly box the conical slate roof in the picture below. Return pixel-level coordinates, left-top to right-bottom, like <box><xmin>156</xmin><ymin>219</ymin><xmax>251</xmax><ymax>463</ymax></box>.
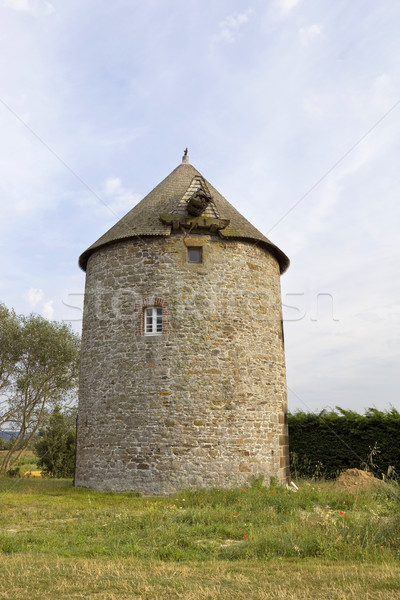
<box><xmin>79</xmin><ymin>161</ymin><xmax>289</xmax><ymax>273</ymax></box>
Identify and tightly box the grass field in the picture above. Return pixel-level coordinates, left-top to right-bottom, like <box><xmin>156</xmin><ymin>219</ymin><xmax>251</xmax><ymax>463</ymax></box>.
<box><xmin>0</xmin><ymin>477</ymin><xmax>399</xmax><ymax>599</ymax></box>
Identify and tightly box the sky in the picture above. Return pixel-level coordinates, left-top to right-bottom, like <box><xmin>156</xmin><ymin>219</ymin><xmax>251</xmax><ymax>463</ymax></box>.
<box><xmin>0</xmin><ymin>0</ymin><xmax>399</xmax><ymax>414</ymax></box>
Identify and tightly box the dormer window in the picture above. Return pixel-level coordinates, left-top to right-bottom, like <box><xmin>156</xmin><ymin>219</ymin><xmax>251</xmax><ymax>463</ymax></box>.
<box><xmin>144</xmin><ymin>307</ymin><xmax>163</xmax><ymax>335</ymax></box>
<box><xmin>188</xmin><ymin>246</ymin><xmax>203</xmax><ymax>264</ymax></box>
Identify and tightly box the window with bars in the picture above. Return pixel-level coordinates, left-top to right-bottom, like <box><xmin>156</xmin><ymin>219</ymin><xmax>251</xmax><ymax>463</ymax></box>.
<box><xmin>144</xmin><ymin>307</ymin><xmax>163</xmax><ymax>335</ymax></box>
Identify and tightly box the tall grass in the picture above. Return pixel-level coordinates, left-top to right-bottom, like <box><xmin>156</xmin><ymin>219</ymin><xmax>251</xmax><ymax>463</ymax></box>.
<box><xmin>0</xmin><ymin>477</ymin><xmax>399</xmax><ymax>562</ymax></box>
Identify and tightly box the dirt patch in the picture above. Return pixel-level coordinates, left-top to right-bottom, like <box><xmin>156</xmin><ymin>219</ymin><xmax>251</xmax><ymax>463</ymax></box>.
<box><xmin>336</xmin><ymin>468</ymin><xmax>384</xmax><ymax>490</ymax></box>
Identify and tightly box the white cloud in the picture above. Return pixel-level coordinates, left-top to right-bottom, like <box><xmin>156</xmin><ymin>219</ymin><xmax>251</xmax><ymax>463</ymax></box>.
<box><xmin>216</xmin><ymin>9</ymin><xmax>253</xmax><ymax>43</ymax></box>
<box><xmin>104</xmin><ymin>177</ymin><xmax>125</xmax><ymax>196</ymax></box>
<box><xmin>76</xmin><ymin>177</ymin><xmax>142</xmax><ymax>230</ymax></box>
<box><xmin>27</xmin><ymin>289</ymin><xmax>56</xmax><ymax>321</ymax></box>
<box><xmin>2</xmin><ymin>0</ymin><xmax>33</xmax><ymax>11</ymax></box>
<box><xmin>42</xmin><ymin>300</ymin><xmax>54</xmax><ymax>320</ymax></box>
<box><xmin>101</xmin><ymin>177</ymin><xmax>142</xmax><ymax>218</ymax></box>
<box><xmin>277</xmin><ymin>0</ymin><xmax>300</xmax><ymax>15</ymax></box>
<box><xmin>2</xmin><ymin>0</ymin><xmax>54</xmax><ymax>13</ymax></box>
<box><xmin>299</xmin><ymin>24</ymin><xmax>323</xmax><ymax>47</ymax></box>
<box><xmin>27</xmin><ymin>287</ymin><xmax>44</xmax><ymax>307</ymax></box>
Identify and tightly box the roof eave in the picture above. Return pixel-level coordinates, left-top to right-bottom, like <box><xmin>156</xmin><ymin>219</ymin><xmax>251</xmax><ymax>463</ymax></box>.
<box><xmin>78</xmin><ymin>232</ymin><xmax>171</xmax><ymax>272</ymax></box>
<box><xmin>79</xmin><ymin>232</ymin><xmax>290</xmax><ymax>274</ymax></box>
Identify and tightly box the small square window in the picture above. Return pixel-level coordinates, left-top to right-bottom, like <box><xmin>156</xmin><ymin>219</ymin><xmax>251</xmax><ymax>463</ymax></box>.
<box><xmin>188</xmin><ymin>247</ymin><xmax>202</xmax><ymax>263</ymax></box>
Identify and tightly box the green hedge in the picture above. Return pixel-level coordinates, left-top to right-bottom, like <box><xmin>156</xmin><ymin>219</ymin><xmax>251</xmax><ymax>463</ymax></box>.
<box><xmin>288</xmin><ymin>407</ymin><xmax>400</xmax><ymax>479</ymax></box>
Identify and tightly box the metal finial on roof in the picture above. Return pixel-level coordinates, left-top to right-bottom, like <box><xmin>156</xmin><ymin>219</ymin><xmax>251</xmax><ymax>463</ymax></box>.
<box><xmin>182</xmin><ymin>148</ymin><xmax>189</xmax><ymax>163</ymax></box>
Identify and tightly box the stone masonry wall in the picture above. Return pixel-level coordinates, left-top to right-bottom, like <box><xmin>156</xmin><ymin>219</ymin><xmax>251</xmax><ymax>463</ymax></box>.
<box><xmin>75</xmin><ymin>234</ymin><xmax>289</xmax><ymax>494</ymax></box>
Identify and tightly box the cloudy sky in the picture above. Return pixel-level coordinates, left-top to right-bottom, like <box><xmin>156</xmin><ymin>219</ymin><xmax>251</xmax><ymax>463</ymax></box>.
<box><xmin>1</xmin><ymin>0</ymin><xmax>399</xmax><ymax>414</ymax></box>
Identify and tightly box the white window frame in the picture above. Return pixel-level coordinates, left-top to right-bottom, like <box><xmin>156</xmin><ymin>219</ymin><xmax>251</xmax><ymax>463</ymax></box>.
<box><xmin>144</xmin><ymin>306</ymin><xmax>163</xmax><ymax>336</ymax></box>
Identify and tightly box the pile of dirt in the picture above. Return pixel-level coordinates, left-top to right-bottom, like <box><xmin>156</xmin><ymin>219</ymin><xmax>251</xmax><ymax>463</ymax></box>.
<box><xmin>336</xmin><ymin>468</ymin><xmax>384</xmax><ymax>490</ymax></box>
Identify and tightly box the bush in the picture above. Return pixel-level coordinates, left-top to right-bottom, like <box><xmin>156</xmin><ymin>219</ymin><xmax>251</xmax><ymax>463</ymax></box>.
<box><xmin>0</xmin><ymin>436</ymin><xmax>16</xmax><ymax>451</ymax></box>
<box><xmin>35</xmin><ymin>406</ymin><xmax>76</xmax><ymax>478</ymax></box>
<box><xmin>7</xmin><ymin>466</ymin><xmax>20</xmax><ymax>477</ymax></box>
<box><xmin>288</xmin><ymin>407</ymin><xmax>400</xmax><ymax>479</ymax></box>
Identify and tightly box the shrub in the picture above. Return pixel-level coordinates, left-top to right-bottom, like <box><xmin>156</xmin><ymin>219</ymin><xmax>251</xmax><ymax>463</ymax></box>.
<box><xmin>288</xmin><ymin>407</ymin><xmax>400</xmax><ymax>479</ymax></box>
<box><xmin>35</xmin><ymin>406</ymin><xmax>76</xmax><ymax>478</ymax></box>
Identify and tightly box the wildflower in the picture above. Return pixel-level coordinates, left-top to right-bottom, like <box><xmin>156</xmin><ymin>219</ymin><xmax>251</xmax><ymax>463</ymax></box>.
<box><xmin>244</xmin><ymin>534</ymin><xmax>249</xmax><ymax>538</ymax></box>
<box><xmin>380</xmin><ymin>546</ymin><xmax>384</xmax><ymax>549</ymax></box>
<box><xmin>340</xmin><ymin>511</ymin><xmax>344</xmax><ymax>515</ymax></box>
<box><xmin>270</xmin><ymin>490</ymin><xmax>276</xmax><ymax>493</ymax></box>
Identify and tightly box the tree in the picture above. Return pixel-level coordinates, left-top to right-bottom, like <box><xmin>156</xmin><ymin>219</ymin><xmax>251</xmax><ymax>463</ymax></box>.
<box><xmin>0</xmin><ymin>304</ymin><xmax>23</xmax><ymax>427</ymax></box>
<box><xmin>35</xmin><ymin>406</ymin><xmax>77</xmax><ymax>478</ymax></box>
<box><xmin>0</xmin><ymin>307</ymin><xmax>80</xmax><ymax>474</ymax></box>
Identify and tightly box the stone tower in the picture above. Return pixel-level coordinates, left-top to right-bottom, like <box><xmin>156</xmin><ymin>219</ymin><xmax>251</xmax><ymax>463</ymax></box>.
<box><xmin>75</xmin><ymin>153</ymin><xmax>290</xmax><ymax>494</ymax></box>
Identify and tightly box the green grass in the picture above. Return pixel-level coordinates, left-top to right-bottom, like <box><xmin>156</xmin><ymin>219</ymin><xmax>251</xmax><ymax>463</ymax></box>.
<box><xmin>1</xmin><ymin>478</ymin><xmax>399</xmax><ymax>561</ymax></box>
<box><xmin>0</xmin><ymin>477</ymin><xmax>399</xmax><ymax>598</ymax></box>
